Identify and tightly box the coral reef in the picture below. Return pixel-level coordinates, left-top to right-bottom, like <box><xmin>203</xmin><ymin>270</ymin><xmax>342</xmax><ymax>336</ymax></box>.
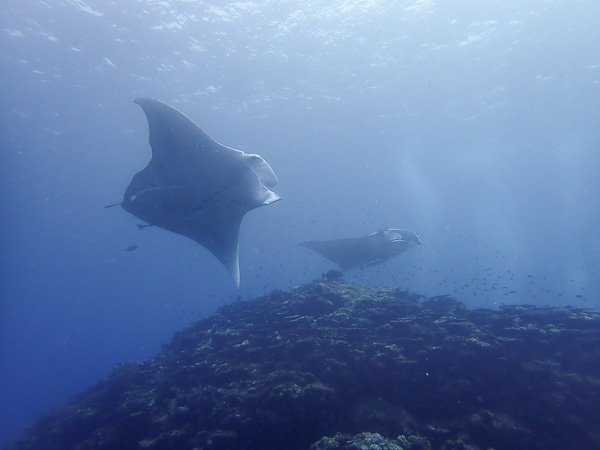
<box><xmin>7</xmin><ymin>282</ymin><xmax>600</xmax><ymax>449</ymax></box>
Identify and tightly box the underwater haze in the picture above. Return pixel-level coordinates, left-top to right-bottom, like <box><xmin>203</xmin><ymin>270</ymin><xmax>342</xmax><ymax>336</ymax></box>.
<box><xmin>1</xmin><ymin>0</ymin><xmax>599</xmax><ymax>446</ymax></box>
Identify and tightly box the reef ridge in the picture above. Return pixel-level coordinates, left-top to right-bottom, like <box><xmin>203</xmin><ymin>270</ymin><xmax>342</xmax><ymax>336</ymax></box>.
<box><xmin>7</xmin><ymin>281</ymin><xmax>600</xmax><ymax>449</ymax></box>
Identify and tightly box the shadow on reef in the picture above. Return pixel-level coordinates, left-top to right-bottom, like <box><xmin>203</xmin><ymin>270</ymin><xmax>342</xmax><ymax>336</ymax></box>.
<box><xmin>7</xmin><ymin>282</ymin><xmax>600</xmax><ymax>449</ymax></box>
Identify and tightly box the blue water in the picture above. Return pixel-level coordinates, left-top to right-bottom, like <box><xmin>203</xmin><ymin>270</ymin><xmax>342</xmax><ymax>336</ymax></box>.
<box><xmin>1</xmin><ymin>0</ymin><xmax>599</xmax><ymax>446</ymax></box>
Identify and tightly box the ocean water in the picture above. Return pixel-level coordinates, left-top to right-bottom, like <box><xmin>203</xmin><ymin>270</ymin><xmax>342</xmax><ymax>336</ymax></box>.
<box><xmin>1</xmin><ymin>0</ymin><xmax>599</xmax><ymax>446</ymax></box>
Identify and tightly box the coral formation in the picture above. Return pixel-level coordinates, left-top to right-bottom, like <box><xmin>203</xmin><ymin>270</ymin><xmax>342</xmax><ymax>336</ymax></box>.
<box><xmin>7</xmin><ymin>282</ymin><xmax>600</xmax><ymax>449</ymax></box>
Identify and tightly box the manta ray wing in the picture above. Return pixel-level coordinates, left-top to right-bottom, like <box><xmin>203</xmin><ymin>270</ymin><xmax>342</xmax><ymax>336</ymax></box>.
<box><xmin>121</xmin><ymin>98</ymin><xmax>281</xmax><ymax>287</ymax></box>
<box><xmin>299</xmin><ymin>238</ymin><xmax>377</xmax><ymax>271</ymax></box>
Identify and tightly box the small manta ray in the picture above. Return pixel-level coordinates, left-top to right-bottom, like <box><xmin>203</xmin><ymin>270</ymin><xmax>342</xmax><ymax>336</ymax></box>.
<box><xmin>322</xmin><ymin>269</ymin><xmax>344</xmax><ymax>281</ymax></box>
<box><xmin>122</xmin><ymin>244</ymin><xmax>140</xmax><ymax>252</ymax></box>
<box><xmin>116</xmin><ymin>98</ymin><xmax>281</xmax><ymax>287</ymax></box>
<box><xmin>300</xmin><ymin>228</ymin><xmax>421</xmax><ymax>271</ymax></box>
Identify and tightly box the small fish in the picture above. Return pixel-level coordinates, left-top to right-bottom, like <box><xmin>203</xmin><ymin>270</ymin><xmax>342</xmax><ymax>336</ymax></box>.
<box><xmin>122</xmin><ymin>244</ymin><xmax>140</xmax><ymax>252</ymax></box>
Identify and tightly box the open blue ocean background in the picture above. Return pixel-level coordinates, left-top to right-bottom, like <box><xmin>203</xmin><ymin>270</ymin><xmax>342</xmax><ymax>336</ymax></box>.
<box><xmin>1</xmin><ymin>0</ymin><xmax>599</xmax><ymax>446</ymax></box>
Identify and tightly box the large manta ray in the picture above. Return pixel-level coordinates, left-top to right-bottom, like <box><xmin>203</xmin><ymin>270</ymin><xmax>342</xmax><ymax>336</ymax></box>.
<box><xmin>121</xmin><ymin>98</ymin><xmax>281</xmax><ymax>287</ymax></box>
<box><xmin>299</xmin><ymin>228</ymin><xmax>421</xmax><ymax>271</ymax></box>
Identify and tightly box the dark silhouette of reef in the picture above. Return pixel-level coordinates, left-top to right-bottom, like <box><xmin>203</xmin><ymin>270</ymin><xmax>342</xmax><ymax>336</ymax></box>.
<box><xmin>7</xmin><ymin>282</ymin><xmax>600</xmax><ymax>449</ymax></box>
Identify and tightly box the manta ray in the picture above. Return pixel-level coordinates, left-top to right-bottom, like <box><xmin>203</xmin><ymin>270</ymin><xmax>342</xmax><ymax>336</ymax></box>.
<box><xmin>119</xmin><ymin>98</ymin><xmax>281</xmax><ymax>287</ymax></box>
<box><xmin>299</xmin><ymin>228</ymin><xmax>421</xmax><ymax>271</ymax></box>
